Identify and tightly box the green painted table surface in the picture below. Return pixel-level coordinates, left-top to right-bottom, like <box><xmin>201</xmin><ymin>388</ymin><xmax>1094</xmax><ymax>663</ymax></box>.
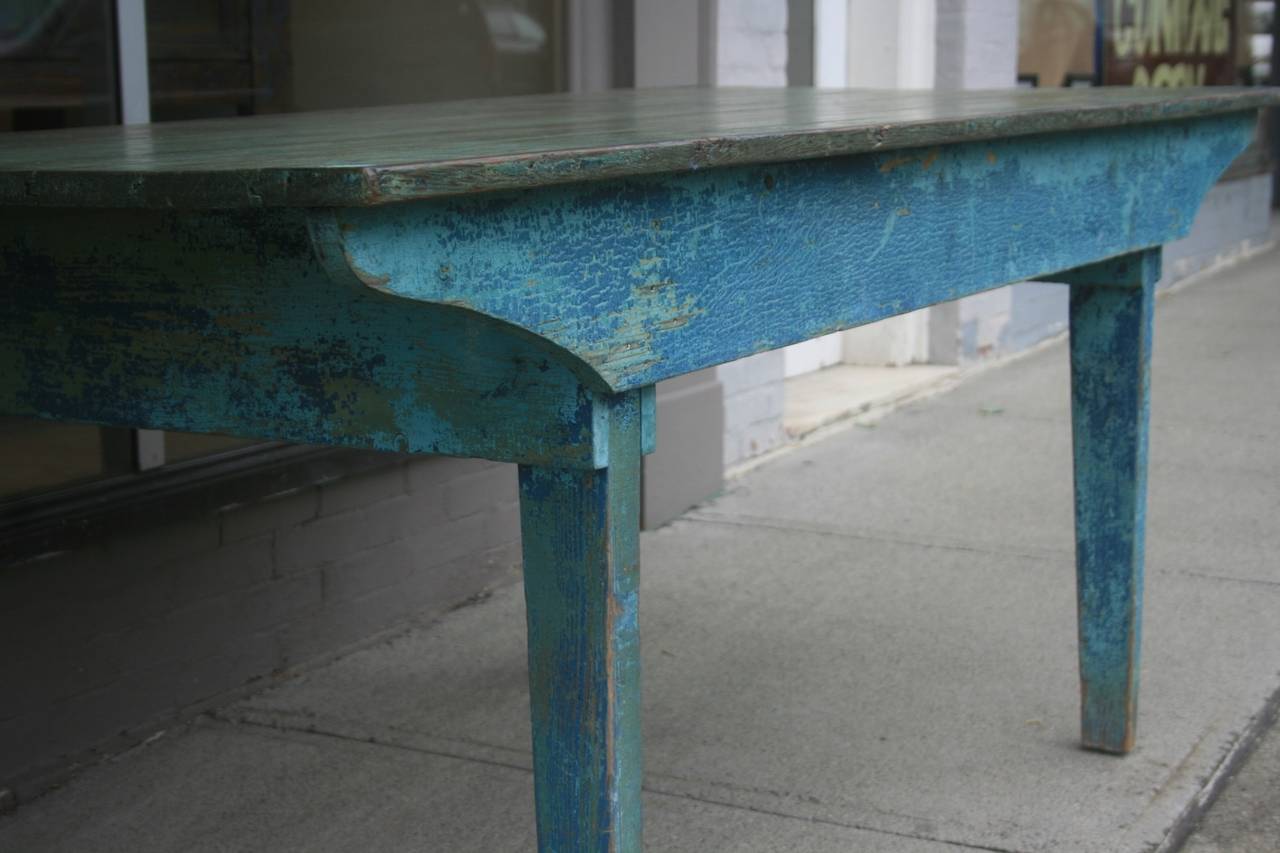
<box><xmin>0</xmin><ymin>86</ymin><xmax>1274</xmax><ymax>208</ymax></box>
<box><xmin>3</xmin><ymin>86</ymin><xmax>1278</xmax><ymax>851</ymax></box>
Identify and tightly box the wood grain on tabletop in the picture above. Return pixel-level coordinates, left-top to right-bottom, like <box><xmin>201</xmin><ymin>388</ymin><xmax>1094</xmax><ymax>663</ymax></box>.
<box><xmin>0</xmin><ymin>86</ymin><xmax>1276</xmax><ymax>208</ymax></box>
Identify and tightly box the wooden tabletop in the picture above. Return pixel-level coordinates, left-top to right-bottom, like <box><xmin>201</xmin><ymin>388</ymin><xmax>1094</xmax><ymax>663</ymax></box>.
<box><xmin>1</xmin><ymin>86</ymin><xmax>1276</xmax><ymax>209</ymax></box>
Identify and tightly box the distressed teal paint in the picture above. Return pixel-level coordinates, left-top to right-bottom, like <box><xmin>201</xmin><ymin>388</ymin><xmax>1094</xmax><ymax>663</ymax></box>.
<box><xmin>0</xmin><ymin>207</ymin><xmax>635</xmax><ymax>469</ymax></box>
<box><xmin>0</xmin><ymin>117</ymin><xmax>1255</xmax><ymax>467</ymax></box>
<box><xmin>1066</xmin><ymin>248</ymin><xmax>1160</xmax><ymax>754</ymax></box>
<box><xmin>325</xmin><ymin>114</ymin><xmax>1255</xmax><ymax>390</ymax></box>
<box><xmin>640</xmin><ymin>385</ymin><xmax>657</xmax><ymax>455</ymax></box>
<box><xmin>519</xmin><ymin>390</ymin><xmax>644</xmax><ymax>852</ymax></box>
<box><xmin>1048</xmin><ymin>248</ymin><xmax>1164</xmax><ymax>290</ymax></box>
<box><xmin>2</xmin><ymin>88</ymin><xmax>1275</xmax><ymax>853</ymax></box>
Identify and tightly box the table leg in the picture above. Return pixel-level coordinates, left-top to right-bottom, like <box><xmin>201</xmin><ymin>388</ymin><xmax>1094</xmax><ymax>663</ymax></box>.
<box><xmin>518</xmin><ymin>389</ymin><xmax>644</xmax><ymax>852</ymax></box>
<box><xmin>1067</xmin><ymin>248</ymin><xmax>1160</xmax><ymax>754</ymax></box>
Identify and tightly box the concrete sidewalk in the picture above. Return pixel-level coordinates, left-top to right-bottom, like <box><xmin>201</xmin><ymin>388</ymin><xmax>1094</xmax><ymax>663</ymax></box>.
<box><xmin>3</xmin><ymin>247</ymin><xmax>1279</xmax><ymax>852</ymax></box>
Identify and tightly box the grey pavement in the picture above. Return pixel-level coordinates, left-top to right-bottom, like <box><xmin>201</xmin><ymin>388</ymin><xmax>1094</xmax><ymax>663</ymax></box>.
<box><xmin>2</xmin><ymin>246</ymin><xmax>1279</xmax><ymax>852</ymax></box>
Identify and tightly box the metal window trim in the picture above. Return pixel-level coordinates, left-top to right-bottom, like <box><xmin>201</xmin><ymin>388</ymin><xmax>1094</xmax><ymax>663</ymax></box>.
<box><xmin>0</xmin><ymin>443</ymin><xmax>407</xmax><ymax>567</ymax></box>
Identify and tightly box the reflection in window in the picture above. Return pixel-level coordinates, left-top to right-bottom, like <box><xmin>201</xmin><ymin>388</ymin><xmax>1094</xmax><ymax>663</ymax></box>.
<box><xmin>163</xmin><ymin>432</ymin><xmax>260</xmax><ymax>464</ymax></box>
<box><xmin>0</xmin><ymin>418</ymin><xmax>135</xmax><ymax>500</ymax></box>
<box><xmin>1</xmin><ymin>1</ymin><xmax>125</xmax><ymax>501</ymax></box>
<box><xmin>1017</xmin><ymin>0</ymin><xmax>1095</xmax><ymax>88</ymax></box>
<box><xmin>285</xmin><ymin>0</ymin><xmax>563</xmax><ymax>112</ymax></box>
<box><xmin>0</xmin><ymin>0</ymin><xmax>118</xmax><ymax>129</ymax></box>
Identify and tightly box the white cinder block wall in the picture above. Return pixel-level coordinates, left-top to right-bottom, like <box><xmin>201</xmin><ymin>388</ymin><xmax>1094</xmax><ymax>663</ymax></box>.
<box><xmin>838</xmin><ymin>0</ymin><xmax>937</xmax><ymax>367</ymax></box>
<box><xmin>716</xmin><ymin>0</ymin><xmax>789</xmax><ymax>85</ymax></box>
<box><xmin>934</xmin><ymin>0</ymin><xmax>1017</xmax><ymax>90</ymax></box>
<box><xmin>935</xmin><ymin>0</ymin><xmax>1068</xmax><ymax>363</ymax></box>
<box><xmin>715</xmin><ymin>0</ymin><xmax>791</xmax><ymax>467</ymax></box>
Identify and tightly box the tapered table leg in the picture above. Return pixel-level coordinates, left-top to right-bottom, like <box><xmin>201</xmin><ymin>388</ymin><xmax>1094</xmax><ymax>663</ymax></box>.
<box><xmin>1067</xmin><ymin>248</ymin><xmax>1160</xmax><ymax>754</ymax></box>
<box><xmin>518</xmin><ymin>390</ymin><xmax>644</xmax><ymax>852</ymax></box>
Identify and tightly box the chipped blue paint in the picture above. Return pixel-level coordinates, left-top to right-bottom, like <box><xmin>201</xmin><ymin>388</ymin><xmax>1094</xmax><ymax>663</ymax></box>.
<box><xmin>1065</xmin><ymin>248</ymin><xmax>1160</xmax><ymax>753</ymax></box>
<box><xmin>0</xmin><ymin>207</ymin><xmax>638</xmax><ymax>469</ymax></box>
<box><xmin>520</xmin><ymin>390</ymin><xmax>644</xmax><ymax>852</ymax></box>
<box><xmin>322</xmin><ymin>113</ymin><xmax>1255</xmax><ymax>391</ymax></box>
<box><xmin>639</xmin><ymin>385</ymin><xmax>657</xmax><ymax>455</ymax></box>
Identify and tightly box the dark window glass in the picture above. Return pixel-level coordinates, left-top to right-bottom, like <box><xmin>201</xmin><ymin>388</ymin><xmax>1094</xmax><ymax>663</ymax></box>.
<box><xmin>0</xmin><ymin>0</ymin><xmax>127</xmax><ymax>501</ymax></box>
<box><xmin>0</xmin><ymin>0</ymin><xmax>118</xmax><ymax>129</ymax></box>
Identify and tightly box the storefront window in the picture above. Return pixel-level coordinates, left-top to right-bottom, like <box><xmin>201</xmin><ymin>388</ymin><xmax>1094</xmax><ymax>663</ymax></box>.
<box><xmin>146</xmin><ymin>0</ymin><xmax>565</xmax><ymax>120</ymax></box>
<box><xmin>1018</xmin><ymin>0</ymin><xmax>1096</xmax><ymax>88</ymax></box>
<box><xmin>0</xmin><ymin>0</ymin><xmax>118</xmax><ymax>129</ymax></box>
<box><xmin>1100</xmin><ymin>0</ymin><xmax>1237</xmax><ymax>86</ymax></box>
<box><xmin>284</xmin><ymin>0</ymin><xmax>564</xmax><ymax>112</ymax></box>
<box><xmin>0</xmin><ymin>417</ymin><xmax>132</xmax><ymax>499</ymax></box>
<box><xmin>1018</xmin><ymin>0</ymin><xmax>1250</xmax><ymax>87</ymax></box>
<box><xmin>1</xmin><ymin>0</ymin><xmax>129</xmax><ymax>500</ymax></box>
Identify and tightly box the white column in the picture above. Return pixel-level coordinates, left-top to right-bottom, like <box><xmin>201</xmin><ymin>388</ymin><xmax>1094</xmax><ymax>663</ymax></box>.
<box><xmin>715</xmin><ymin>0</ymin><xmax>788</xmax><ymax>86</ymax></box>
<box><xmin>897</xmin><ymin>0</ymin><xmax>938</xmax><ymax>88</ymax></box>
<box><xmin>713</xmin><ymin>0</ymin><xmax>792</xmax><ymax>465</ymax></box>
<box><xmin>838</xmin><ymin>0</ymin><xmax>939</xmax><ymax>367</ymax></box>
<box><xmin>934</xmin><ymin>0</ymin><xmax>1018</xmax><ymax>91</ymax></box>
<box><xmin>115</xmin><ymin>0</ymin><xmax>167</xmax><ymax>468</ymax></box>
<box><xmin>633</xmin><ymin>1</ymin><xmax>731</xmax><ymax>517</ymax></box>
<box><xmin>784</xmin><ymin>0</ymin><xmax>859</xmax><ymax>377</ymax></box>
<box><xmin>813</xmin><ymin>0</ymin><xmax>848</xmax><ymax>87</ymax></box>
<box><xmin>115</xmin><ymin>0</ymin><xmax>151</xmax><ymax>125</ymax></box>
<box><xmin>935</xmin><ymin>0</ymin><xmax>1041</xmax><ymax>366</ymax></box>
<box><xmin>567</xmin><ymin>0</ymin><xmax>615</xmax><ymax>92</ymax></box>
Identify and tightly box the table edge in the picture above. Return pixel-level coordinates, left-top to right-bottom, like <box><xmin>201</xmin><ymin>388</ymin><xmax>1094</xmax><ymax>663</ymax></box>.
<box><xmin>1</xmin><ymin>90</ymin><xmax>1276</xmax><ymax>209</ymax></box>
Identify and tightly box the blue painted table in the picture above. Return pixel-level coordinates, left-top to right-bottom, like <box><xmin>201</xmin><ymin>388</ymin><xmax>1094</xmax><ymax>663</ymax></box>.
<box><xmin>2</xmin><ymin>86</ymin><xmax>1278</xmax><ymax>851</ymax></box>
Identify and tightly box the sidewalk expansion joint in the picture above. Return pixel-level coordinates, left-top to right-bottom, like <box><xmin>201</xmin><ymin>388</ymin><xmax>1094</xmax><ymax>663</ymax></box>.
<box><xmin>685</xmin><ymin>511</ymin><xmax>1070</xmax><ymax>564</ymax></box>
<box><xmin>210</xmin><ymin>708</ymin><xmax>537</xmax><ymax>777</ymax></box>
<box><xmin>216</xmin><ymin>708</ymin><xmax>1023</xmax><ymax>852</ymax></box>
<box><xmin>689</xmin><ymin>514</ymin><xmax>1280</xmax><ymax>589</ymax></box>
<box><xmin>1165</xmin><ymin>568</ymin><xmax>1280</xmax><ymax>589</ymax></box>
<box><xmin>641</xmin><ymin>782</ymin><xmax>1026</xmax><ymax>853</ymax></box>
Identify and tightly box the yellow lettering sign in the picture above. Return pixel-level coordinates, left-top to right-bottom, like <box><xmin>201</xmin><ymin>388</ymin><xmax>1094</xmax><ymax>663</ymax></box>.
<box><xmin>1131</xmin><ymin>61</ymin><xmax>1211</xmax><ymax>86</ymax></box>
<box><xmin>1115</xmin><ymin>0</ymin><xmax>1230</xmax><ymax>59</ymax></box>
<box><xmin>1113</xmin><ymin>0</ymin><xmax>1135</xmax><ymax>58</ymax></box>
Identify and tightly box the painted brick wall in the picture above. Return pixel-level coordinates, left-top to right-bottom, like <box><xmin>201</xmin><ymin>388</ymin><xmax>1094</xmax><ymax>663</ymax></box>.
<box><xmin>718</xmin><ymin>351</ymin><xmax>788</xmax><ymax>468</ymax></box>
<box><xmin>0</xmin><ymin>456</ymin><xmax>521</xmax><ymax>798</ymax></box>
<box><xmin>935</xmin><ymin>0</ymin><xmax>1018</xmax><ymax>90</ymax></box>
<box><xmin>716</xmin><ymin>0</ymin><xmax>788</xmax><ymax>86</ymax></box>
<box><xmin>715</xmin><ymin>0</ymin><xmax>789</xmax><ymax>468</ymax></box>
<box><xmin>934</xmin><ymin>0</ymin><xmax>1058</xmax><ymax>365</ymax></box>
<box><xmin>1162</xmin><ymin>173</ymin><xmax>1274</xmax><ymax>280</ymax></box>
